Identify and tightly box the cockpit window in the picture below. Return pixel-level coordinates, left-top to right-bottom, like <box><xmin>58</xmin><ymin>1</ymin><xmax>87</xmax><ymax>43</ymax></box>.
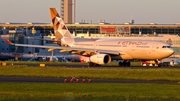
<box><xmin>162</xmin><ymin>46</ymin><xmax>170</xmax><ymax>48</ymax></box>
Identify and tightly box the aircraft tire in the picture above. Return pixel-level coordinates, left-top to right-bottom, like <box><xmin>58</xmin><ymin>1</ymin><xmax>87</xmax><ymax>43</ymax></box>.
<box><xmin>158</xmin><ymin>63</ymin><xmax>162</xmax><ymax>67</ymax></box>
<box><xmin>89</xmin><ymin>62</ymin><xmax>101</xmax><ymax>67</ymax></box>
<box><xmin>96</xmin><ymin>64</ymin><xmax>101</xmax><ymax>67</ymax></box>
<box><xmin>89</xmin><ymin>62</ymin><xmax>93</xmax><ymax>67</ymax></box>
<box><xmin>126</xmin><ymin>61</ymin><xmax>131</xmax><ymax>66</ymax></box>
<box><xmin>118</xmin><ymin>62</ymin><xmax>123</xmax><ymax>66</ymax></box>
<box><xmin>123</xmin><ymin>61</ymin><xmax>127</xmax><ymax>66</ymax></box>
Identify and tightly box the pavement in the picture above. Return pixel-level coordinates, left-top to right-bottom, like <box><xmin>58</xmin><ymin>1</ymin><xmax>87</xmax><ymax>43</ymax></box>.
<box><xmin>0</xmin><ymin>76</ymin><xmax>179</xmax><ymax>84</ymax></box>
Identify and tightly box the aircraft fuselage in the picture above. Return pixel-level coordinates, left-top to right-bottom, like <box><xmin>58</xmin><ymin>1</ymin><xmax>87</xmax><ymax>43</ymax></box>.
<box><xmin>73</xmin><ymin>38</ymin><xmax>174</xmax><ymax>60</ymax></box>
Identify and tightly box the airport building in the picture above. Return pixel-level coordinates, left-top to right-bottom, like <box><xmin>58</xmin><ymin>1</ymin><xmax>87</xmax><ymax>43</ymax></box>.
<box><xmin>0</xmin><ymin>0</ymin><xmax>179</xmax><ymax>61</ymax></box>
<box><xmin>0</xmin><ymin>22</ymin><xmax>180</xmax><ymax>60</ymax></box>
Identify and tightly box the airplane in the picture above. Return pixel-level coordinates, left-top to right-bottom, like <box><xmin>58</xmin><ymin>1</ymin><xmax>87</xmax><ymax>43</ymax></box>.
<box><xmin>4</xmin><ymin>8</ymin><xmax>174</xmax><ymax>67</ymax></box>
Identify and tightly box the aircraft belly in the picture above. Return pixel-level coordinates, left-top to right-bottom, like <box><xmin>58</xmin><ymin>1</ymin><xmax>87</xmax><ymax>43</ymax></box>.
<box><xmin>111</xmin><ymin>54</ymin><xmax>133</xmax><ymax>60</ymax></box>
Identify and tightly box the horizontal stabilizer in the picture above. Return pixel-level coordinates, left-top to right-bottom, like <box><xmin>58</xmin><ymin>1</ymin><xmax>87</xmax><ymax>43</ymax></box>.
<box><xmin>3</xmin><ymin>39</ymin><xmax>13</xmax><ymax>45</ymax></box>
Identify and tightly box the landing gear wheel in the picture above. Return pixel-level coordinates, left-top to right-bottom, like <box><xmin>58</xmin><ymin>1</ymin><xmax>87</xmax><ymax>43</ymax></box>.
<box><xmin>126</xmin><ymin>61</ymin><xmax>131</xmax><ymax>67</ymax></box>
<box><xmin>119</xmin><ymin>61</ymin><xmax>131</xmax><ymax>67</ymax></box>
<box><xmin>118</xmin><ymin>62</ymin><xmax>123</xmax><ymax>66</ymax></box>
<box><xmin>158</xmin><ymin>63</ymin><xmax>162</xmax><ymax>67</ymax></box>
<box><xmin>123</xmin><ymin>61</ymin><xmax>127</xmax><ymax>66</ymax></box>
<box><xmin>89</xmin><ymin>62</ymin><xmax>93</xmax><ymax>67</ymax></box>
<box><xmin>89</xmin><ymin>62</ymin><xmax>101</xmax><ymax>67</ymax></box>
<box><xmin>96</xmin><ymin>64</ymin><xmax>101</xmax><ymax>67</ymax></box>
<box><xmin>155</xmin><ymin>59</ymin><xmax>162</xmax><ymax>67</ymax></box>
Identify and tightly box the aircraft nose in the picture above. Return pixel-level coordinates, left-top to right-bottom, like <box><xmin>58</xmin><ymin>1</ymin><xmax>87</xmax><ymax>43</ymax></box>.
<box><xmin>168</xmin><ymin>49</ymin><xmax>174</xmax><ymax>56</ymax></box>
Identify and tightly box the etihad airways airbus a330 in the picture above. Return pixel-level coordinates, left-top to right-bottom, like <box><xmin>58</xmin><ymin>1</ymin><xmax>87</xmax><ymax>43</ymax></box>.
<box><xmin>4</xmin><ymin>8</ymin><xmax>174</xmax><ymax>67</ymax></box>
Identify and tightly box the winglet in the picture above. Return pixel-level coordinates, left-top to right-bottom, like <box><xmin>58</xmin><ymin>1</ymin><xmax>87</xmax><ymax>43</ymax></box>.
<box><xmin>4</xmin><ymin>39</ymin><xmax>13</xmax><ymax>45</ymax></box>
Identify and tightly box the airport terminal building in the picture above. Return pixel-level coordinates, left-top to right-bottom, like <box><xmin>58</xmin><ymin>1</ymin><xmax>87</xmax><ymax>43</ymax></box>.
<box><xmin>0</xmin><ymin>22</ymin><xmax>180</xmax><ymax>60</ymax></box>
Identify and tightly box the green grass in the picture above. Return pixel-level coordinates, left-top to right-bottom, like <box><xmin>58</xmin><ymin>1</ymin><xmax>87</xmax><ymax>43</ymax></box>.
<box><xmin>5</xmin><ymin>61</ymin><xmax>89</xmax><ymax>65</ymax></box>
<box><xmin>0</xmin><ymin>83</ymin><xmax>180</xmax><ymax>101</ymax></box>
<box><xmin>4</xmin><ymin>61</ymin><xmax>180</xmax><ymax>67</ymax></box>
<box><xmin>0</xmin><ymin>62</ymin><xmax>180</xmax><ymax>101</ymax></box>
<box><xmin>5</xmin><ymin>61</ymin><xmax>142</xmax><ymax>66</ymax></box>
<box><xmin>0</xmin><ymin>66</ymin><xmax>180</xmax><ymax>81</ymax></box>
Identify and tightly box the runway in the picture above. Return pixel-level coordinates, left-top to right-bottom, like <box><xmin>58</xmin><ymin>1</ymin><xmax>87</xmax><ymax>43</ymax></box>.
<box><xmin>0</xmin><ymin>76</ymin><xmax>179</xmax><ymax>84</ymax></box>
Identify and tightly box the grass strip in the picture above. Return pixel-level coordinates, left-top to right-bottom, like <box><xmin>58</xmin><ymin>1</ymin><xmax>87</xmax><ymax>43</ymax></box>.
<box><xmin>3</xmin><ymin>61</ymin><xmax>145</xmax><ymax>66</ymax></box>
<box><xmin>0</xmin><ymin>66</ymin><xmax>180</xmax><ymax>81</ymax></box>
<box><xmin>0</xmin><ymin>83</ymin><xmax>180</xmax><ymax>101</ymax></box>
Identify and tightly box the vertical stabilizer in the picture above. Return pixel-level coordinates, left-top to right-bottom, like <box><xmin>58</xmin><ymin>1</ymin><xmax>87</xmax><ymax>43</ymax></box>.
<box><xmin>50</xmin><ymin>8</ymin><xmax>74</xmax><ymax>46</ymax></box>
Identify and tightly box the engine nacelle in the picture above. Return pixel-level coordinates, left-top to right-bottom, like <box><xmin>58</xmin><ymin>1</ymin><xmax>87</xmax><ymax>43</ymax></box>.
<box><xmin>90</xmin><ymin>54</ymin><xmax>111</xmax><ymax>65</ymax></box>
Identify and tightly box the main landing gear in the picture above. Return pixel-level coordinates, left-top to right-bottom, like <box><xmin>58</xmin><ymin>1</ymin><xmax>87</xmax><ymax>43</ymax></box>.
<box><xmin>89</xmin><ymin>62</ymin><xmax>101</xmax><ymax>67</ymax></box>
<box><xmin>118</xmin><ymin>60</ymin><xmax>131</xmax><ymax>67</ymax></box>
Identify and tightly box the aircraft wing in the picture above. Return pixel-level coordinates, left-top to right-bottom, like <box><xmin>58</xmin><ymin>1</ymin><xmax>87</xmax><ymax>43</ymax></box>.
<box><xmin>4</xmin><ymin>39</ymin><xmax>124</xmax><ymax>56</ymax></box>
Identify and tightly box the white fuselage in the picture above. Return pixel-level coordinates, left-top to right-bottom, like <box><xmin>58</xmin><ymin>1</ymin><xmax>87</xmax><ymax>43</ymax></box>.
<box><xmin>72</xmin><ymin>38</ymin><xmax>174</xmax><ymax>60</ymax></box>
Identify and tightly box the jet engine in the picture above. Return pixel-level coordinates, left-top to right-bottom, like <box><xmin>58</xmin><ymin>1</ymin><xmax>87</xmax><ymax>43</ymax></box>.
<box><xmin>89</xmin><ymin>54</ymin><xmax>111</xmax><ymax>65</ymax></box>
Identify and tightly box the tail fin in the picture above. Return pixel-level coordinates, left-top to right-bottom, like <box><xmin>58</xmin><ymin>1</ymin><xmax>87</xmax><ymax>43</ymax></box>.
<box><xmin>50</xmin><ymin>8</ymin><xmax>74</xmax><ymax>39</ymax></box>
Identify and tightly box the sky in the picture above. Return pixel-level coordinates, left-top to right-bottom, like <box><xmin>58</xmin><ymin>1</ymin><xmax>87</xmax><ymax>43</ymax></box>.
<box><xmin>0</xmin><ymin>0</ymin><xmax>180</xmax><ymax>24</ymax></box>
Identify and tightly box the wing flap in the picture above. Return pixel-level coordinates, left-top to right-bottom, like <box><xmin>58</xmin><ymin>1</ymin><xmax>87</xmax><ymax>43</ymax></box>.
<box><xmin>48</xmin><ymin>48</ymin><xmax>55</xmax><ymax>52</ymax></box>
